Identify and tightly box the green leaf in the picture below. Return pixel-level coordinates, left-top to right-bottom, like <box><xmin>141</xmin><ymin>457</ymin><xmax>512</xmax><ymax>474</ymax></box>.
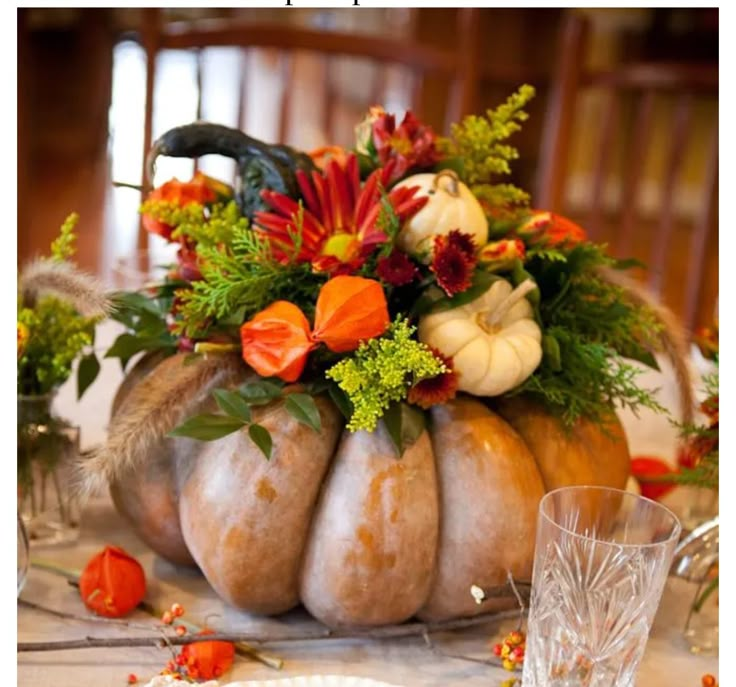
<box><xmin>328</xmin><ymin>382</ymin><xmax>353</xmax><ymax>420</ymax></box>
<box><xmin>105</xmin><ymin>333</ymin><xmax>174</xmax><ymax>369</ymax></box>
<box><xmin>239</xmin><ymin>380</ymin><xmax>284</xmax><ymax>405</ymax></box>
<box><xmin>248</xmin><ymin>423</ymin><xmax>273</xmax><ymax>459</ymax></box>
<box><xmin>111</xmin><ymin>290</ymin><xmax>164</xmax><ymax>316</ymax></box>
<box><xmin>77</xmin><ymin>353</ymin><xmax>100</xmax><ymax>400</ymax></box>
<box><xmin>542</xmin><ymin>334</ymin><xmax>562</xmax><ymax>371</ymax></box>
<box><xmin>428</xmin><ymin>270</ymin><xmax>501</xmax><ymax>314</ymax></box>
<box><xmin>285</xmin><ymin>393</ymin><xmax>322</xmax><ymax>432</ymax></box>
<box><xmin>383</xmin><ymin>402</ymin><xmax>426</xmax><ymax>456</ymax></box>
<box><xmin>168</xmin><ymin>414</ymin><xmax>246</xmax><ymax>441</ymax></box>
<box><xmin>213</xmin><ymin>389</ymin><xmax>252</xmax><ymax>422</ymax></box>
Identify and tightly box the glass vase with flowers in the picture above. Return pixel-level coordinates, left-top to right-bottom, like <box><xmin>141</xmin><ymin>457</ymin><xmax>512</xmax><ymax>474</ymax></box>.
<box><xmin>17</xmin><ymin>214</ymin><xmax>110</xmax><ymax>545</ymax></box>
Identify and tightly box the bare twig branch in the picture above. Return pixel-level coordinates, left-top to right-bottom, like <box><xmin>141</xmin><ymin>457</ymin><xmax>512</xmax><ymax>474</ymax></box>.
<box><xmin>18</xmin><ymin>608</ymin><xmax>524</xmax><ymax>654</ymax></box>
<box><xmin>421</xmin><ymin>630</ymin><xmax>507</xmax><ymax>669</ymax></box>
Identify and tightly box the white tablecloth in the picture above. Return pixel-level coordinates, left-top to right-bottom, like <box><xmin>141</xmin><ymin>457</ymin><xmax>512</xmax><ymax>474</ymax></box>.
<box><xmin>19</xmin><ymin>321</ymin><xmax>718</xmax><ymax>686</ymax></box>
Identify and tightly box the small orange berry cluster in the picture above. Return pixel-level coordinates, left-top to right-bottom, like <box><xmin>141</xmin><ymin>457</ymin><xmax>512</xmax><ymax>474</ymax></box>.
<box><xmin>492</xmin><ymin>629</ymin><xmax>526</xmax><ymax>671</ymax></box>
<box><xmin>160</xmin><ymin>601</ymin><xmax>187</xmax><ymax>637</ymax></box>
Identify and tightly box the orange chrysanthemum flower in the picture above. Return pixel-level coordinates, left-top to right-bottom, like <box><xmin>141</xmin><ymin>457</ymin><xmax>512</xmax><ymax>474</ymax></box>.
<box><xmin>142</xmin><ymin>172</ymin><xmax>221</xmax><ymax>240</ymax></box>
<box><xmin>516</xmin><ymin>210</ymin><xmax>587</xmax><ymax>247</ymax></box>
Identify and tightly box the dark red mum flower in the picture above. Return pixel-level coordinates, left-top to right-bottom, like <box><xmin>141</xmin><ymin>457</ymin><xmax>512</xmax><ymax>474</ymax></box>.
<box><xmin>445</xmin><ymin>229</ymin><xmax>478</xmax><ymax>263</ymax></box>
<box><xmin>431</xmin><ymin>235</ymin><xmax>475</xmax><ymax>296</ymax></box>
<box><xmin>408</xmin><ymin>348</ymin><xmax>458</xmax><ymax>409</ymax></box>
<box><xmin>376</xmin><ymin>250</ymin><xmax>419</xmax><ymax>286</ymax></box>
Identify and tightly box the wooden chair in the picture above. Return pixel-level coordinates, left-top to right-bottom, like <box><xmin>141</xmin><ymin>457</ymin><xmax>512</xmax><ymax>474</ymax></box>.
<box><xmin>536</xmin><ymin>13</ymin><xmax>718</xmax><ymax>332</ymax></box>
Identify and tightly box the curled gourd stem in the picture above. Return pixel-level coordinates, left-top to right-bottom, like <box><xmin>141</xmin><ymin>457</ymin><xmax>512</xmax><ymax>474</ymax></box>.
<box><xmin>485</xmin><ymin>279</ymin><xmax>537</xmax><ymax>329</ymax></box>
<box><xmin>432</xmin><ymin>169</ymin><xmax>461</xmax><ymax>197</ymax></box>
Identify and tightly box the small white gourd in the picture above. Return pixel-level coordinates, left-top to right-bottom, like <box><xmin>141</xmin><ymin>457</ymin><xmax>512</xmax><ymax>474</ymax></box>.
<box><xmin>394</xmin><ymin>170</ymin><xmax>488</xmax><ymax>261</ymax></box>
<box><xmin>418</xmin><ymin>279</ymin><xmax>542</xmax><ymax>396</ymax></box>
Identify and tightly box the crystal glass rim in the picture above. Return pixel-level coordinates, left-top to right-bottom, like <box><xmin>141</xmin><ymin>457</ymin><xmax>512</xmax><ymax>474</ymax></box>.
<box><xmin>539</xmin><ymin>485</ymin><xmax>682</xmax><ymax>549</ymax></box>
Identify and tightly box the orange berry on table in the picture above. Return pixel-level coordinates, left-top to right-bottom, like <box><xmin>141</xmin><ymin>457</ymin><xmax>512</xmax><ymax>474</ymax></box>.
<box><xmin>171</xmin><ymin>602</ymin><xmax>185</xmax><ymax>617</ymax></box>
<box><xmin>492</xmin><ymin>643</ymin><xmax>503</xmax><ymax>657</ymax></box>
<box><xmin>702</xmin><ymin>675</ymin><xmax>718</xmax><ymax>687</ymax></box>
<box><xmin>175</xmin><ymin>625</ymin><xmax>187</xmax><ymax>636</ymax></box>
<box><xmin>507</xmin><ymin>630</ymin><xmax>524</xmax><ymax>646</ymax></box>
<box><xmin>127</xmin><ymin>675</ymin><xmax>138</xmax><ymax>685</ymax></box>
<box><xmin>161</xmin><ymin>610</ymin><xmax>174</xmax><ymax>625</ymax></box>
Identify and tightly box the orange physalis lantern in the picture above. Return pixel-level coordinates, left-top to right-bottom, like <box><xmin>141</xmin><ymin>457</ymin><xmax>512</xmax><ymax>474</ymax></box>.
<box><xmin>240</xmin><ymin>301</ymin><xmax>316</xmax><ymax>382</ymax></box>
<box><xmin>79</xmin><ymin>545</ymin><xmax>146</xmax><ymax>618</ymax></box>
<box><xmin>179</xmin><ymin>629</ymin><xmax>235</xmax><ymax>680</ymax></box>
<box><xmin>312</xmin><ymin>276</ymin><xmax>390</xmax><ymax>353</ymax></box>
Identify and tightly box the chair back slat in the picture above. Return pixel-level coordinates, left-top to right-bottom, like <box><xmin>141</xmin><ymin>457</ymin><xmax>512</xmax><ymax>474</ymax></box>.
<box><xmin>649</xmin><ymin>93</ymin><xmax>693</xmax><ymax>294</ymax></box>
<box><xmin>534</xmin><ymin>13</ymin><xmax>589</xmax><ymax>210</ymax></box>
<box><xmin>683</xmin><ymin>126</ymin><xmax>718</xmax><ymax>330</ymax></box>
<box><xmin>587</xmin><ymin>89</ymin><xmax>619</xmax><ymax>240</ymax></box>
<box><xmin>617</xmin><ymin>90</ymin><xmax>655</xmax><ymax>257</ymax></box>
<box><xmin>277</xmin><ymin>51</ymin><xmax>295</xmax><ymax>145</ymax></box>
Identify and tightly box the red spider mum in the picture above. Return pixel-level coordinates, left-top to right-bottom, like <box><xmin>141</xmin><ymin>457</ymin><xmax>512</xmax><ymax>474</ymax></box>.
<box><xmin>408</xmin><ymin>348</ymin><xmax>458</xmax><ymax>409</ymax></box>
<box><xmin>255</xmin><ymin>154</ymin><xmax>428</xmax><ymax>275</ymax></box>
<box><xmin>371</xmin><ymin>110</ymin><xmax>440</xmax><ymax>184</ymax></box>
<box><xmin>376</xmin><ymin>250</ymin><xmax>419</xmax><ymax>286</ymax></box>
<box><xmin>431</xmin><ymin>234</ymin><xmax>475</xmax><ymax>296</ymax></box>
<box><xmin>445</xmin><ymin>229</ymin><xmax>478</xmax><ymax>263</ymax></box>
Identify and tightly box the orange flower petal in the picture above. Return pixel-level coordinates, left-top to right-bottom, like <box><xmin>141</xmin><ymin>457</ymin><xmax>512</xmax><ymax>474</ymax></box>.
<box><xmin>312</xmin><ymin>276</ymin><xmax>390</xmax><ymax>353</ymax></box>
<box><xmin>240</xmin><ymin>301</ymin><xmax>316</xmax><ymax>382</ymax></box>
<box><xmin>79</xmin><ymin>545</ymin><xmax>146</xmax><ymax>618</ymax></box>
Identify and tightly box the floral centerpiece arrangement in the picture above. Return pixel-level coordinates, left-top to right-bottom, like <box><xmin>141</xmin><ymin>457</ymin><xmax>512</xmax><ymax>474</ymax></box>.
<box><xmin>86</xmin><ymin>86</ymin><xmax>689</xmax><ymax>629</ymax></box>
<box><xmin>18</xmin><ymin>215</ymin><xmax>110</xmax><ymax>542</ymax></box>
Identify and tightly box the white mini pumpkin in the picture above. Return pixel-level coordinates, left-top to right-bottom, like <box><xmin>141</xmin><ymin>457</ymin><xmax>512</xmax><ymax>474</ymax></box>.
<box><xmin>394</xmin><ymin>170</ymin><xmax>488</xmax><ymax>260</ymax></box>
<box><xmin>418</xmin><ymin>279</ymin><xmax>542</xmax><ymax>396</ymax></box>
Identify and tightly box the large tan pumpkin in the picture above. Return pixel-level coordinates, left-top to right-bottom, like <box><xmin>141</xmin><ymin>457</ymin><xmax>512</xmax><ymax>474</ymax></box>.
<box><xmin>105</xmin><ymin>353</ymin><xmax>630</xmax><ymax>628</ymax></box>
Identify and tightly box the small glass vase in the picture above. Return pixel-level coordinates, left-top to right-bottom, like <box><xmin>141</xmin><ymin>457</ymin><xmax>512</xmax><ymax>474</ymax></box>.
<box><xmin>17</xmin><ymin>393</ymin><xmax>81</xmax><ymax>546</ymax></box>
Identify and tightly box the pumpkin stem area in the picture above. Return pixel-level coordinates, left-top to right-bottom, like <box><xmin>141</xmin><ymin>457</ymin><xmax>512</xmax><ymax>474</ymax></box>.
<box><xmin>432</xmin><ymin>169</ymin><xmax>461</xmax><ymax>197</ymax></box>
<box><xmin>483</xmin><ymin>279</ymin><xmax>536</xmax><ymax>329</ymax></box>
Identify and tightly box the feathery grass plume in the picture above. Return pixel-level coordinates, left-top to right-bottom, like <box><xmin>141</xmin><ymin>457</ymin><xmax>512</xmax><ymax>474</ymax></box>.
<box><xmin>19</xmin><ymin>259</ymin><xmax>113</xmax><ymax>319</ymax></box>
<box><xmin>76</xmin><ymin>352</ymin><xmax>245</xmax><ymax>496</ymax></box>
<box><xmin>598</xmin><ymin>266</ymin><xmax>696</xmax><ymax>427</ymax></box>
